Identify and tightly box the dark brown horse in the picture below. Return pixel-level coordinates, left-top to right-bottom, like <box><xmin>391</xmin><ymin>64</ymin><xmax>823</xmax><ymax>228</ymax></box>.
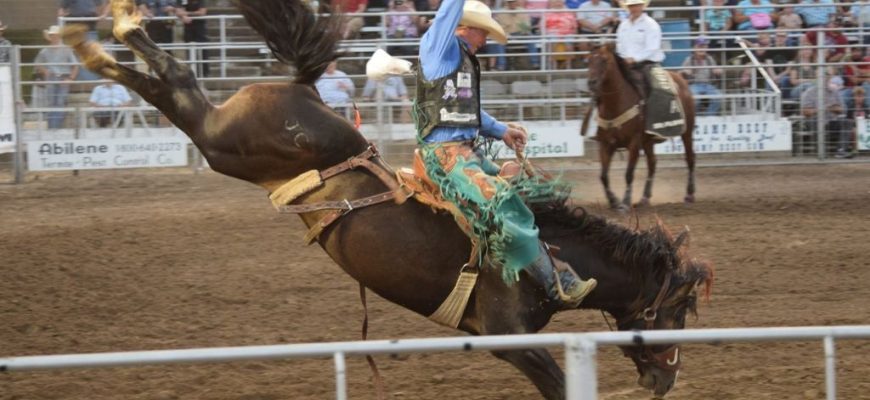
<box><xmin>582</xmin><ymin>44</ymin><xmax>697</xmax><ymax>210</ymax></box>
<box><xmin>62</xmin><ymin>1</ymin><xmax>713</xmax><ymax>398</ymax></box>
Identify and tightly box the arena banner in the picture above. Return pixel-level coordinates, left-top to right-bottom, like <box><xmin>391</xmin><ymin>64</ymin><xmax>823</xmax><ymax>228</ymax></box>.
<box><xmin>491</xmin><ymin>124</ymin><xmax>584</xmax><ymax>159</ymax></box>
<box><xmin>361</xmin><ymin>121</ymin><xmax>584</xmax><ymax>158</ymax></box>
<box><xmin>0</xmin><ymin>66</ymin><xmax>16</xmax><ymax>154</ymax></box>
<box><xmin>654</xmin><ymin>116</ymin><xmax>793</xmax><ymax>155</ymax></box>
<box><xmin>857</xmin><ymin>117</ymin><xmax>870</xmax><ymax>151</ymax></box>
<box><xmin>27</xmin><ymin>137</ymin><xmax>189</xmax><ymax>171</ymax></box>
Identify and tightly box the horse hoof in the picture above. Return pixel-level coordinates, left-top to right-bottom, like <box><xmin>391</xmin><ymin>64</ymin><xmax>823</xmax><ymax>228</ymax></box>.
<box><xmin>635</xmin><ymin>197</ymin><xmax>651</xmax><ymax>207</ymax></box>
<box><xmin>112</xmin><ymin>0</ymin><xmax>142</xmax><ymax>41</ymax></box>
<box><xmin>684</xmin><ymin>194</ymin><xmax>695</xmax><ymax>204</ymax></box>
<box><xmin>618</xmin><ymin>203</ymin><xmax>631</xmax><ymax>213</ymax></box>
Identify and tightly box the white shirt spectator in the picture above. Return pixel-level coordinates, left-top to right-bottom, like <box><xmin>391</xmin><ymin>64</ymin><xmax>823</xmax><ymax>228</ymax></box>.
<box><xmin>315</xmin><ymin>69</ymin><xmax>355</xmax><ymax>107</ymax></box>
<box><xmin>616</xmin><ymin>13</ymin><xmax>664</xmax><ymax>62</ymax></box>
<box><xmin>576</xmin><ymin>0</ymin><xmax>616</xmax><ymax>30</ymax></box>
<box><xmin>90</xmin><ymin>83</ymin><xmax>133</xmax><ymax>106</ymax></box>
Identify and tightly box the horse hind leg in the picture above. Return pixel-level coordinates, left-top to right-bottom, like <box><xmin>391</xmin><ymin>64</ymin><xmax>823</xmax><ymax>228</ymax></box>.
<box><xmin>62</xmin><ymin>24</ymin><xmax>169</xmax><ymax>104</ymax></box>
<box><xmin>598</xmin><ymin>142</ymin><xmax>620</xmax><ymax>209</ymax></box>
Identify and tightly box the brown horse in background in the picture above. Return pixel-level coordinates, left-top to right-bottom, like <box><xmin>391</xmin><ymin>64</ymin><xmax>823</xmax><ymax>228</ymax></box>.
<box><xmin>582</xmin><ymin>44</ymin><xmax>696</xmax><ymax>210</ymax></box>
<box><xmin>60</xmin><ymin>1</ymin><xmax>713</xmax><ymax>398</ymax></box>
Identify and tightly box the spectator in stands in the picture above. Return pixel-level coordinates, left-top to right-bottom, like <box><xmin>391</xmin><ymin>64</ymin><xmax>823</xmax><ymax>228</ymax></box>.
<box><xmin>138</xmin><ymin>0</ymin><xmax>175</xmax><ymax>45</ymax></box>
<box><xmin>494</xmin><ymin>0</ymin><xmax>541</xmax><ymax>69</ymax></box>
<box><xmin>315</xmin><ymin>61</ymin><xmax>355</xmax><ymax>117</ymax></box>
<box><xmin>362</xmin><ymin>75</ymin><xmax>410</xmax><ymax>122</ymax></box>
<box><xmin>34</xmin><ymin>25</ymin><xmax>79</xmax><ymax>129</ymax></box>
<box><xmin>89</xmin><ymin>81</ymin><xmax>133</xmax><ymax>127</ymax></box>
<box><xmin>58</xmin><ymin>0</ymin><xmax>108</xmax><ymax>37</ymax></box>
<box><xmin>776</xmin><ymin>2</ymin><xmax>802</xmax><ymax>40</ymax></box>
<box><xmin>386</xmin><ymin>0</ymin><xmax>423</xmax><ymax>56</ymax></box>
<box><xmin>841</xmin><ymin>47</ymin><xmax>870</xmax><ymax>112</ymax></box>
<box><xmin>525</xmin><ymin>0</ymin><xmax>549</xmax><ymax>34</ymax></box>
<box><xmin>733</xmin><ymin>0</ymin><xmax>778</xmax><ymax>31</ymax></box>
<box><xmin>800</xmin><ymin>75</ymin><xmax>854</xmax><ymax>158</ymax></box>
<box><xmin>804</xmin><ymin>15</ymin><xmax>848</xmax><ymax>62</ymax></box>
<box><xmin>738</xmin><ymin>33</ymin><xmax>782</xmax><ymax>90</ymax></box>
<box><xmin>0</xmin><ymin>20</ymin><xmax>10</xmax><ymax>64</ymax></box>
<box><xmin>703</xmin><ymin>0</ymin><xmax>733</xmax><ymax>47</ymax></box>
<box><xmin>796</xmin><ymin>0</ymin><xmax>836</xmax><ymax>28</ymax></box>
<box><xmin>576</xmin><ymin>0</ymin><xmax>617</xmax><ymax>34</ymax></box>
<box><xmin>850</xmin><ymin>2</ymin><xmax>870</xmax><ymax>44</ymax></box>
<box><xmin>681</xmin><ymin>37</ymin><xmax>723</xmax><ymax>116</ymax></box>
<box><xmin>175</xmin><ymin>0</ymin><xmax>210</xmax><ymax>77</ymax></box>
<box><xmin>544</xmin><ymin>0</ymin><xmax>577</xmax><ymax>69</ymax></box>
<box><xmin>785</xmin><ymin>47</ymin><xmax>815</xmax><ymax>99</ymax></box>
<box><xmin>333</xmin><ymin>0</ymin><xmax>369</xmax><ymax>39</ymax></box>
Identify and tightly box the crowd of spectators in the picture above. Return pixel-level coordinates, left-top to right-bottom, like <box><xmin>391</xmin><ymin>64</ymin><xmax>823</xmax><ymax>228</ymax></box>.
<box><xmin>2</xmin><ymin>0</ymin><xmax>866</xmax><ymax>155</ymax></box>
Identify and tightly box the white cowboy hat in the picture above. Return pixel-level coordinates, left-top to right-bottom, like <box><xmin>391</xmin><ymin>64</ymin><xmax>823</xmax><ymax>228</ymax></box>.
<box><xmin>621</xmin><ymin>0</ymin><xmax>650</xmax><ymax>8</ymax></box>
<box><xmin>459</xmin><ymin>1</ymin><xmax>508</xmax><ymax>44</ymax></box>
<box><xmin>43</xmin><ymin>25</ymin><xmax>62</xmax><ymax>40</ymax></box>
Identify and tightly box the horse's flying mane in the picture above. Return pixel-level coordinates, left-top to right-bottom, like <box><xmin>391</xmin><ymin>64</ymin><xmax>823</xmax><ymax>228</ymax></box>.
<box><xmin>536</xmin><ymin>205</ymin><xmax>684</xmax><ymax>282</ymax></box>
<box><xmin>234</xmin><ymin>0</ymin><xmax>343</xmax><ymax>85</ymax></box>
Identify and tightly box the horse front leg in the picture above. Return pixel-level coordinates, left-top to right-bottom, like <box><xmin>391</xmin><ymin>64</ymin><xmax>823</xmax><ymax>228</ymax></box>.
<box><xmin>491</xmin><ymin>349</ymin><xmax>566</xmax><ymax>400</ymax></box>
<box><xmin>598</xmin><ymin>141</ymin><xmax>620</xmax><ymax>209</ymax></box>
<box><xmin>637</xmin><ymin>140</ymin><xmax>657</xmax><ymax>207</ymax></box>
<box><xmin>683</xmin><ymin>133</ymin><xmax>697</xmax><ymax>204</ymax></box>
<box><xmin>622</xmin><ymin>144</ymin><xmax>640</xmax><ymax>211</ymax></box>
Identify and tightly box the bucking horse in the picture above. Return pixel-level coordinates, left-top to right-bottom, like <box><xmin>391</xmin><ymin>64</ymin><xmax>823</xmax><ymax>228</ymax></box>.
<box><xmin>61</xmin><ymin>0</ymin><xmax>714</xmax><ymax>398</ymax></box>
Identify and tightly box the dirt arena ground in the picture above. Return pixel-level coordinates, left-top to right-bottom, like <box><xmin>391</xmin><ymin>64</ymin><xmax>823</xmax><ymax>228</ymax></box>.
<box><xmin>2</xmin><ymin>162</ymin><xmax>869</xmax><ymax>400</ymax></box>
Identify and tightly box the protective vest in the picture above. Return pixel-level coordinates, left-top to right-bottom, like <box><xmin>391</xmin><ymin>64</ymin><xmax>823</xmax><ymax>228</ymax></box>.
<box><xmin>415</xmin><ymin>41</ymin><xmax>481</xmax><ymax>139</ymax></box>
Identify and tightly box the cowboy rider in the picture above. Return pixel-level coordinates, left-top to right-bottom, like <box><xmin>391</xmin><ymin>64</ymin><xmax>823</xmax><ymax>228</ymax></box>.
<box><xmin>616</xmin><ymin>0</ymin><xmax>664</xmax><ymax>103</ymax></box>
<box><xmin>414</xmin><ymin>0</ymin><xmax>596</xmax><ymax>306</ymax></box>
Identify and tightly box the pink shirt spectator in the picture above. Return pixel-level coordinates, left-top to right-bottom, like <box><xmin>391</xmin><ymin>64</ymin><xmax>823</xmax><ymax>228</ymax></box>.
<box><xmin>545</xmin><ymin>11</ymin><xmax>577</xmax><ymax>35</ymax></box>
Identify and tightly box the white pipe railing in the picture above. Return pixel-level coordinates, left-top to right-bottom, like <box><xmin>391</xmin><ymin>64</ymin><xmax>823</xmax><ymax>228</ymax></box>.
<box><xmin>3</xmin><ymin>325</ymin><xmax>870</xmax><ymax>400</ymax></box>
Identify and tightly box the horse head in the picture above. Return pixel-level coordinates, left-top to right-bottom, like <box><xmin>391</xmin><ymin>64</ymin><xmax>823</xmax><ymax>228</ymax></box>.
<box><xmin>585</xmin><ymin>42</ymin><xmax>618</xmax><ymax>101</ymax></box>
<box><xmin>611</xmin><ymin>226</ymin><xmax>714</xmax><ymax>398</ymax></box>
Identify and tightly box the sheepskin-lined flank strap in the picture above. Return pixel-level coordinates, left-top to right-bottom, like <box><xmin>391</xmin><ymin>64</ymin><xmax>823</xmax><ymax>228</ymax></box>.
<box><xmin>271</xmin><ymin>145</ymin><xmax>403</xmax><ymax>244</ymax></box>
<box><xmin>269</xmin><ymin>170</ymin><xmax>323</xmax><ymax>208</ymax></box>
<box><xmin>596</xmin><ymin>104</ymin><xmax>640</xmax><ymax>130</ymax></box>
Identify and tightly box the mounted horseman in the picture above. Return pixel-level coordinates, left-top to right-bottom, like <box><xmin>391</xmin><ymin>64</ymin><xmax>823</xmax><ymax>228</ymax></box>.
<box><xmin>616</xmin><ymin>0</ymin><xmax>686</xmax><ymax>140</ymax></box>
<box><xmin>413</xmin><ymin>0</ymin><xmax>597</xmax><ymax>307</ymax></box>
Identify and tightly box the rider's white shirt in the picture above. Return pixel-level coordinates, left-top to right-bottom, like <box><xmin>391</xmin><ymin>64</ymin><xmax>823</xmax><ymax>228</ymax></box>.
<box><xmin>615</xmin><ymin>13</ymin><xmax>665</xmax><ymax>63</ymax></box>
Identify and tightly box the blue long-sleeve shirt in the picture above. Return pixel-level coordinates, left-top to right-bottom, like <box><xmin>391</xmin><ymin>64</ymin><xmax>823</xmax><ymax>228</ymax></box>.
<box><xmin>419</xmin><ymin>0</ymin><xmax>507</xmax><ymax>143</ymax></box>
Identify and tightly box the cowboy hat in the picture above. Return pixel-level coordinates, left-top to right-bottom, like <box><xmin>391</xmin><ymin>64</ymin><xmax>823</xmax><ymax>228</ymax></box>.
<box><xmin>621</xmin><ymin>0</ymin><xmax>650</xmax><ymax>8</ymax></box>
<box><xmin>459</xmin><ymin>1</ymin><xmax>508</xmax><ymax>44</ymax></box>
<box><xmin>0</xmin><ymin>20</ymin><xmax>7</xmax><ymax>31</ymax></box>
<box><xmin>43</xmin><ymin>25</ymin><xmax>62</xmax><ymax>41</ymax></box>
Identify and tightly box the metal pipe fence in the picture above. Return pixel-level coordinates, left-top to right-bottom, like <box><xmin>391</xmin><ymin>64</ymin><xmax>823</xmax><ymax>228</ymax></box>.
<box><xmin>2</xmin><ymin>325</ymin><xmax>870</xmax><ymax>400</ymax></box>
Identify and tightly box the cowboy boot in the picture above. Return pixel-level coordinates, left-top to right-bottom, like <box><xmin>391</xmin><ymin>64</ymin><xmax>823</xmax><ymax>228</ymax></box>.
<box><xmin>526</xmin><ymin>243</ymin><xmax>597</xmax><ymax>308</ymax></box>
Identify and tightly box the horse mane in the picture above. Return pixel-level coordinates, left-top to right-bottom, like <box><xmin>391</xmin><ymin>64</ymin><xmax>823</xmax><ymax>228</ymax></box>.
<box><xmin>536</xmin><ymin>205</ymin><xmax>688</xmax><ymax>285</ymax></box>
<box><xmin>234</xmin><ymin>0</ymin><xmax>343</xmax><ymax>85</ymax></box>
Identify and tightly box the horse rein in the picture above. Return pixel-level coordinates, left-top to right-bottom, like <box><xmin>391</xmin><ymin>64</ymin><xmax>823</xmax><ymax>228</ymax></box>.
<box><xmin>603</xmin><ymin>270</ymin><xmax>682</xmax><ymax>371</ymax></box>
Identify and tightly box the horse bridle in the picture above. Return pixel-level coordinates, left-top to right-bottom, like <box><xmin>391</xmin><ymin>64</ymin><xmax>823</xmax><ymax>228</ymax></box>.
<box><xmin>608</xmin><ymin>270</ymin><xmax>682</xmax><ymax>372</ymax></box>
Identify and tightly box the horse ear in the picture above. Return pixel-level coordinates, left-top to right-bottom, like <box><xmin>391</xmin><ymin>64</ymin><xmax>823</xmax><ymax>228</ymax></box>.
<box><xmin>673</xmin><ymin>226</ymin><xmax>690</xmax><ymax>249</ymax></box>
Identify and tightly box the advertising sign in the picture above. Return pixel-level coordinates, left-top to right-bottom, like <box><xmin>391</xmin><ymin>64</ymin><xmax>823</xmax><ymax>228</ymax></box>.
<box><xmin>0</xmin><ymin>66</ymin><xmax>16</xmax><ymax>154</ymax></box>
<box><xmin>491</xmin><ymin>124</ymin><xmax>584</xmax><ymax>159</ymax></box>
<box><xmin>857</xmin><ymin>117</ymin><xmax>869</xmax><ymax>151</ymax></box>
<box><xmin>27</xmin><ymin>137</ymin><xmax>188</xmax><ymax>171</ymax></box>
<box><xmin>654</xmin><ymin>117</ymin><xmax>793</xmax><ymax>155</ymax></box>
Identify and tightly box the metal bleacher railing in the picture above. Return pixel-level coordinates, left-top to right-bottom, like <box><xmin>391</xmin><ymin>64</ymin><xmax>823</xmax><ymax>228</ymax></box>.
<box><xmin>7</xmin><ymin>2</ymin><xmax>868</xmax><ymax>161</ymax></box>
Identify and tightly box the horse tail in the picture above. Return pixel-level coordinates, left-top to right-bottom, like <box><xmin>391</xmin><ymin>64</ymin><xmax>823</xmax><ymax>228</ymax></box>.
<box><xmin>235</xmin><ymin>0</ymin><xmax>342</xmax><ymax>85</ymax></box>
